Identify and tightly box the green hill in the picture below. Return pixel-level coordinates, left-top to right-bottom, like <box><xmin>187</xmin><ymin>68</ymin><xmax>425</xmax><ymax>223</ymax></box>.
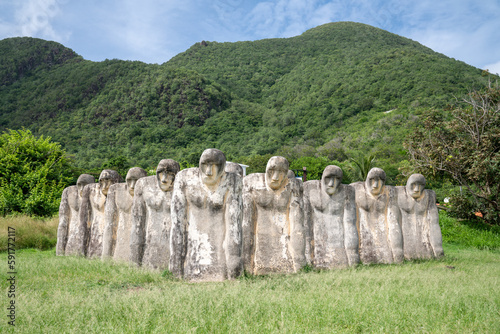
<box><xmin>0</xmin><ymin>22</ymin><xmax>492</xmax><ymax>178</ymax></box>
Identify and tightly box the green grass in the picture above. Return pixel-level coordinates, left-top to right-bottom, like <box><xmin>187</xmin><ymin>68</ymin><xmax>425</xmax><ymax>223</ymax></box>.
<box><xmin>0</xmin><ymin>213</ymin><xmax>499</xmax><ymax>332</ymax></box>
<box><xmin>0</xmin><ymin>245</ymin><xmax>498</xmax><ymax>333</ymax></box>
<box><xmin>440</xmin><ymin>211</ymin><xmax>500</xmax><ymax>250</ymax></box>
<box><xmin>0</xmin><ymin>215</ymin><xmax>58</xmax><ymax>252</ymax></box>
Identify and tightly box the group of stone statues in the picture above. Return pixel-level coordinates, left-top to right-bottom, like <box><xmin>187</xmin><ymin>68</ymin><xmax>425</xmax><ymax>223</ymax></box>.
<box><xmin>56</xmin><ymin>149</ymin><xmax>444</xmax><ymax>282</ymax></box>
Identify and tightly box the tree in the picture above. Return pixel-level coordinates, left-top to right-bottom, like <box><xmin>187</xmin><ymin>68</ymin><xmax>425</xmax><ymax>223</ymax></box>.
<box><xmin>347</xmin><ymin>153</ymin><xmax>377</xmax><ymax>182</ymax></box>
<box><xmin>0</xmin><ymin>129</ymin><xmax>73</xmax><ymax>217</ymax></box>
<box><xmin>404</xmin><ymin>87</ymin><xmax>500</xmax><ymax>225</ymax></box>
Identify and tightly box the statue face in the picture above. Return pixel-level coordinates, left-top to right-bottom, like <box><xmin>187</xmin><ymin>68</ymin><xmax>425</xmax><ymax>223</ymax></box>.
<box><xmin>126</xmin><ymin>167</ymin><xmax>147</xmax><ymax>196</ymax></box>
<box><xmin>200</xmin><ymin>161</ymin><xmax>224</xmax><ymax>186</ymax></box>
<box><xmin>266</xmin><ymin>157</ymin><xmax>289</xmax><ymax>191</ymax></box>
<box><xmin>367</xmin><ymin>176</ymin><xmax>384</xmax><ymax>196</ymax></box>
<box><xmin>99</xmin><ymin>178</ymin><xmax>113</xmax><ymax>196</ymax></box>
<box><xmin>366</xmin><ymin>168</ymin><xmax>386</xmax><ymax>196</ymax></box>
<box><xmin>155</xmin><ymin>159</ymin><xmax>180</xmax><ymax>192</ymax></box>
<box><xmin>157</xmin><ymin>170</ymin><xmax>176</xmax><ymax>192</ymax></box>
<box><xmin>126</xmin><ymin>176</ymin><xmax>139</xmax><ymax>196</ymax></box>
<box><xmin>406</xmin><ymin>174</ymin><xmax>426</xmax><ymax>199</ymax></box>
<box><xmin>199</xmin><ymin>149</ymin><xmax>226</xmax><ymax>187</ymax></box>
<box><xmin>77</xmin><ymin>182</ymin><xmax>86</xmax><ymax>197</ymax></box>
<box><xmin>76</xmin><ymin>174</ymin><xmax>94</xmax><ymax>197</ymax></box>
<box><xmin>322</xmin><ymin>166</ymin><xmax>343</xmax><ymax>195</ymax></box>
<box><xmin>98</xmin><ymin>170</ymin><xmax>119</xmax><ymax>196</ymax></box>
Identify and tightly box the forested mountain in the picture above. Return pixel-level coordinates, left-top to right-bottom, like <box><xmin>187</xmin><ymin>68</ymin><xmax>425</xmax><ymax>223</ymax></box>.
<box><xmin>0</xmin><ymin>22</ymin><xmax>492</xmax><ymax>180</ymax></box>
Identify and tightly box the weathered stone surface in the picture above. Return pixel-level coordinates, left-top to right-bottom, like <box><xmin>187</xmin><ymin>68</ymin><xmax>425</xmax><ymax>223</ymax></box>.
<box><xmin>303</xmin><ymin>165</ymin><xmax>359</xmax><ymax>269</ymax></box>
<box><xmin>287</xmin><ymin>170</ymin><xmax>296</xmax><ymax>179</ymax></box>
<box><xmin>101</xmin><ymin>167</ymin><xmax>147</xmax><ymax>262</ymax></box>
<box><xmin>57</xmin><ymin>174</ymin><xmax>94</xmax><ymax>256</ymax></box>
<box><xmin>130</xmin><ymin>159</ymin><xmax>180</xmax><ymax>270</ymax></box>
<box><xmin>396</xmin><ymin>174</ymin><xmax>444</xmax><ymax>259</ymax></box>
<box><xmin>77</xmin><ymin>170</ymin><xmax>120</xmax><ymax>258</ymax></box>
<box><xmin>242</xmin><ymin>156</ymin><xmax>306</xmax><ymax>275</ymax></box>
<box><xmin>170</xmin><ymin>149</ymin><xmax>243</xmax><ymax>281</ymax></box>
<box><xmin>225</xmin><ymin>162</ymin><xmax>243</xmax><ymax>177</ymax></box>
<box><xmin>351</xmin><ymin>168</ymin><xmax>403</xmax><ymax>264</ymax></box>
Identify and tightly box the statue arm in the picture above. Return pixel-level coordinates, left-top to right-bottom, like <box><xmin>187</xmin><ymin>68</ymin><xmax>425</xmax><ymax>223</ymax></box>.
<box><xmin>170</xmin><ymin>178</ymin><xmax>187</xmax><ymax>278</ymax></box>
<box><xmin>56</xmin><ymin>188</ymin><xmax>70</xmax><ymax>256</ymax></box>
<box><xmin>428</xmin><ymin>191</ymin><xmax>444</xmax><ymax>258</ymax></box>
<box><xmin>242</xmin><ymin>182</ymin><xmax>255</xmax><ymax>274</ymax></box>
<box><xmin>290</xmin><ymin>182</ymin><xmax>306</xmax><ymax>271</ymax></box>
<box><xmin>343</xmin><ymin>186</ymin><xmax>360</xmax><ymax>266</ymax></box>
<box><xmin>102</xmin><ymin>187</ymin><xmax>117</xmax><ymax>260</ymax></box>
<box><xmin>130</xmin><ymin>184</ymin><xmax>146</xmax><ymax>266</ymax></box>
<box><xmin>76</xmin><ymin>186</ymin><xmax>92</xmax><ymax>256</ymax></box>
<box><xmin>302</xmin><ymin>188</ymin><xmax>313</xmax><ymax>265</ymax></box>
<box><xmin>387</xmin><ymin>191</ymin><xmax>404</xmax><ymax>263</ymax></box>
<box><xmin>225</xmin><ymin>178</ymin><xmax>243</xmax><ymax>279</ymax></box>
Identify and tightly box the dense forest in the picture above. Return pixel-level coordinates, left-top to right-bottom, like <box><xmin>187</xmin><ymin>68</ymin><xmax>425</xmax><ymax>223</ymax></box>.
<box><xmin>0</xmin><ymin>22</ymin><xmax>493</xmax><ymax>183</ymax></box>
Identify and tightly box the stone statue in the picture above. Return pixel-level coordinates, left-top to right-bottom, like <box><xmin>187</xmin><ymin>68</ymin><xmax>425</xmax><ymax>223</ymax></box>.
<box><xmin>351</xmin><ymin>168</ymin><xmax>403</xmax><ymax>264</ymax></box>
<box><xmin>303</xmin><ymin>166</ymin><xmax>359</xmax><ymax>269</ymax></box>
<box><xmin>170</xmin><ymin>149</ymin><xmax>243</xmax><ymax>281</ymax></box>
<box><xmin>242</xmin><ymin>156</ymin><xmax>306</xmax><ymax>275</ymax></box>
<box><xmin>57</xmin><ymin>174</ymin><xmax>95</xmax><ymax>256</ymax></box>
<box><xmin>287</xmin><ymin>170</ymin><xmax>296</xmax><ymax>179</ymax></box>
<box><xmin>396</xmin><ymin>174</ymin><xmax>444</xmax><ymax>259</ymax></box>
<box><xmin>77</xmin><ymin>169</ymin><xmax>120</xmax><ymax>257</ymax></box>
<box><xmin>225</xmin><ymin>162</ymin><xmax>244</xmax><ymax>177</ymax></box>
<box><xmin>129</xmin><ymin>159</ymin><xmax>180</xmax><ymax>270</ymax></box>
<box><xmin>102</xmin><ymin>167</ymin><xmax>147</xmax><ymax>262</ymax></box>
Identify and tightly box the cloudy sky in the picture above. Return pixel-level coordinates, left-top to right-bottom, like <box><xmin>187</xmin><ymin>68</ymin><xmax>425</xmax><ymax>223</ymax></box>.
<box><xmin>1</xmin><ymin>0</ymin><xmax>499</xmax><ymax>74</ymax></box>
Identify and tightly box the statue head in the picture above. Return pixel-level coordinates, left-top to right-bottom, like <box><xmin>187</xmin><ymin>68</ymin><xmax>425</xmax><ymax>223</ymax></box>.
<box><xmin>156</xmin><ymin>159</ymin><xmax>180</xmax><ymax>192</ymax></box>
<box><xmin>199</xmin><ymin>149</ymin><xmax>226</xmax><ymax>187</ymax></box>
<box><xmin>287</xmin><ymin>170</ymin><xmax>296</xmax><ymax>179</ymax></box>
<box><xmin>365</xmin><ymin>167</ymin><xmax>386</xmax><ymax>196</ymax></box>
<box><xmin>126</xmin><ymin>167</ymin><xmax>147</xmax><ymax>196</ymax></box>
<box><xmin>322</xmin><ymin>165</ymin><xmax>343</xmax><ymax>195</ymax></box>
<box><xmin>406</xmin><ymin>173</ymin><xmax>426</xmax><ymax>199</ymax></box>
<box><xmin>225</xmin><ymin>162</ymin><xmax>243</xmax><ymax>177</ymax></box>
<box><xmin>76</xmin><ymin>174</ymin><xmax>95</xmax><ymax>197</ymax></box>
<box><xmin>265</xmin><ymin>156</ymin><xmax>289</xmax><ymax>191</ymax></box>
<box><xmin>99</xmin><ymin>170</ymin><xmax>120</xmax><ymax>196</ymax></box>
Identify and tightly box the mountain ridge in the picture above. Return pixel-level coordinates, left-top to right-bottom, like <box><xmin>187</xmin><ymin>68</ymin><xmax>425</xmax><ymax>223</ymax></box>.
<box><xmin>0</xmin><ymin>22</ymin><xmax>492</xmax><ymax>179</ymax></box>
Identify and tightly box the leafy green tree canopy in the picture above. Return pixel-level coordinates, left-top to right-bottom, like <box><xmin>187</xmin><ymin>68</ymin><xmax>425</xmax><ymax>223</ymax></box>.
<box><xmin>404</xmin><ymin>87</ymin><xmax>500</xmax><ymax>225</ymax></box>
<box><xmin>0</xmin><ymin>129</ymin><xmax>73</xmax><ymax>217</ymax></box>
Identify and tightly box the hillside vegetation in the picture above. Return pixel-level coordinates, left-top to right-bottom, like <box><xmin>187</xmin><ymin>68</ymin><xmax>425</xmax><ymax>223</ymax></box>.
<box><xmin>0</xmin><ymin>22</ymin><xmax>491</xmax><ymax>179</ymax></box>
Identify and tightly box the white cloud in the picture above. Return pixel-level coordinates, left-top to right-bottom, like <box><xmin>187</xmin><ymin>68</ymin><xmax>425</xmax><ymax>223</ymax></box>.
<box><xmin>15</xmin><ymin>0</ymin><xmax>68</xmax><ymax>41</ymax></box>
<box><xmin>245</xmin><ymin>0</ymin><xmax>342</xmax><ymax>39</ymax></box>
<box><xmin>483</xmin><ymin>61</ymin><xmax>500</xmax><ymax>76</ymax></box>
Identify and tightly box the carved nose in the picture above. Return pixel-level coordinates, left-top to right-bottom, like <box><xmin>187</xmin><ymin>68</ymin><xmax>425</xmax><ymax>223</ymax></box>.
<box><xmin>206</xmin><ymin>166</ymin><xmax>213</xmax><ymax>176</ymax></box>
<box><xmin>272</xmin><ymin>171</ymin><xmax>279</xmax><ymax>181</ymax></box>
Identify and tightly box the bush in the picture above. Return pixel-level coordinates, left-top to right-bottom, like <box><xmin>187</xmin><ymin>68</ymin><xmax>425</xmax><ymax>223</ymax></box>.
<box><xmin>0</xmin><ymin>214</ymin><xmax>58</xmax><ymax>251</ymax></box>
<box><xmin>0</xmin><ymin>129</ymin><xmax>73</xmax><ymax>217</ymax></box>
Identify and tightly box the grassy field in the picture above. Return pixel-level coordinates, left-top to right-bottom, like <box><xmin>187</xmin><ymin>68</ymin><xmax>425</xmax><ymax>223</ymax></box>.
<box><xmin>0</xmin><ymin>214</ymin><xmax>499</xmax><ymax>333</ymax></box>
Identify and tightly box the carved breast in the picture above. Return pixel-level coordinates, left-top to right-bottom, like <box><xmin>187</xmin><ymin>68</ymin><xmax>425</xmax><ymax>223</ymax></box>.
<box><xmin>67</xmin><ymin>189</ymin><xmax>80</xmax><ymax>212</ymax></box>
<box><xmin>144</xmin><ymin>187</ymin><xmax>165</xmax><ymax>211</ymax></box>
<box><xmin>90</xmin><ymin>190</ymin><xmax>106</xmax><ymax>212</ymax></box>
<box><xmin>116</xmin><ymin>191</ymin><xmax>133</xmax><ymax>213</ymax></box>
<box><xmin>254</xmin><ymin>188</ymin><xmax>274</xmax><ymax>208</ymax></box>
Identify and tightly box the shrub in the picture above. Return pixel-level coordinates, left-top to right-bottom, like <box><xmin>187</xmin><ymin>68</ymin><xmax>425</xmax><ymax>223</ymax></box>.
<box><xmin>0</xmin><ymin>129</ymin><xmax>73</xmax><ymax>217</ymax></box>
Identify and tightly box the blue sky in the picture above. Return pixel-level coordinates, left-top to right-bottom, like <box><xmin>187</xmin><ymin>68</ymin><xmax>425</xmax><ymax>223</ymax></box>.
<box><xmin>1</xmin><ymin>0</ymin><xmax>499</xmax><ymax>74</ymax></box>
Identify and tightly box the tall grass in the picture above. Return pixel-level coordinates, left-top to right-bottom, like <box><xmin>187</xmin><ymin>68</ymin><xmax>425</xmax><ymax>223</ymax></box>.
<box><xmin>0</xmin><ymin>215</ymin><xmax>58</xmax><ymax>251</ymax></box>
<box><xmin>0</xmin><ymin>246</ymin><xmax>498</xmax><ymax>333</ymax></box>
